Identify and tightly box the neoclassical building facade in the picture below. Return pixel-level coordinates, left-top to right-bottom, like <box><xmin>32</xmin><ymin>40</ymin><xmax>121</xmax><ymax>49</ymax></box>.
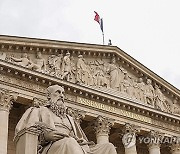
<box><xmin>0</xmin><ymin>35</ymin><xmax>179</xmax><ymax>154</ymax></box>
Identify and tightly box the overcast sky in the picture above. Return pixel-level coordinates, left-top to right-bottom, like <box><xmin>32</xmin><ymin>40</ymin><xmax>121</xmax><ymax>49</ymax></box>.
<box><xmin>0</xmin><ymin>0</ymin><xmax>180</xmax><ymax>89</ymax></box>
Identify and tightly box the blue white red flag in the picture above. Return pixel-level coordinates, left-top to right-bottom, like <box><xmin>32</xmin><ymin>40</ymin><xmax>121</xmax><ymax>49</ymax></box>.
<box><xmin>94</xmin><ymin>11</ymin><xmax>103</xmax><ymax>33</ymax></box>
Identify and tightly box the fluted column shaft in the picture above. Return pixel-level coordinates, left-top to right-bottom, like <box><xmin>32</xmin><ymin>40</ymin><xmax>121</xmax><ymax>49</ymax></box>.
<box><xmin>0</xmin><ymin>89</ymin><xmax>17</xmax><ymax>154</ymax></box>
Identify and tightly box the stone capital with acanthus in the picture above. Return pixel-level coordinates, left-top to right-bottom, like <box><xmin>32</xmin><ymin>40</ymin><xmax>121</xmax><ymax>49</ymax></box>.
<box><xmin>0</xmin><ymin>89</ymin><xmax>18</xmax><ymax>111</ymax></box>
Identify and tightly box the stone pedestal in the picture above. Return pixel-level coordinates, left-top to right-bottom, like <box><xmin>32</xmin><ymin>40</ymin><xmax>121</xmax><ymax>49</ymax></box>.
<box><xmin>94</xmin><ymin>115</ymin><xmax>114</xmax><ymax>144</ymax></box>
<box><xmin>0</xmin><ymin>89</ymin><xmax>18</xmax><ymax>154</ymax></box>
<box><xmin>14</xmin><ymin>127</ymin><xmax>40</xmax><ymax>154</ymax></box>
<box><xmin>171</xmin><ymin>143</ymin><xmax>180</xmax><ymax>154</ymax></box>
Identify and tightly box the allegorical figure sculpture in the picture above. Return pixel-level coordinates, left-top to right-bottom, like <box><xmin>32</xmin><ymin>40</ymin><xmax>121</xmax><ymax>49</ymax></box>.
<box><xmin>61</xmin><ymin>52</ymin><xmax>71</xmax><ymax>81</ymax></box>
<box><xmin>15</xmin><ymin>85</ymin><xmax>117</xmax><ymax>154</ymax></box>
<box><xmin>11</xmin><ymin>53</ymin><xmax>31</xmax><ymax>67</ymax></box>
<box><xmin>144</xmin><ymin>79</ymin><xmax>155</xmax><ymax>106</ymax></box>
<box><xmin>77</xmin><ymin>55</ymin><xmax>94</xmax><ymax>85</ymax></box>
<box><xmin>0</xmin><ymin>52</ymin><xmax>6</xmax><ymax>60</ymax></box>
<box><xmin>137</xmin><ymin>78</ymin><xmax>145</xmax><ymax>102</ymax></box>
<box><xmin>107</xmin><ymin>57</ymin><xmax>119</xmax><ymax>90</ymax></box>
<box><xmin>171</xmin><ymin>99</ymin><xmax>180</xmax><ymax>115</ymax></box>
<box><xmin>154</xmin><ymin>84</ymin><xmax>167</xmax><ymax>112</ymax></box>
<box><xmin>28</xmin><ymin>51</ymin><xmax>46</xmax><ymax>72</ymax></box>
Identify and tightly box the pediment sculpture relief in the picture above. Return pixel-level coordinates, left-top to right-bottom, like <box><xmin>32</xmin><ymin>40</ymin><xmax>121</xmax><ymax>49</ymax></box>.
<box><xmin>0</xmin><ymin>52</ymin><xmax>6</xmax><ymax>60</ymax></box>
<box><xmin>1</xmin><ymin>51</ymin><xmax>180</xmax><ymax>115</ymax></box>
<box><xmin>15</xmin><ymin>85</ymin><xmax>117</xmax><ymax>154</ymax></box>
<box><xmin>11</xmin><ymin>53</ymin><xmax>31</xmax><ymax>67</ymax></box>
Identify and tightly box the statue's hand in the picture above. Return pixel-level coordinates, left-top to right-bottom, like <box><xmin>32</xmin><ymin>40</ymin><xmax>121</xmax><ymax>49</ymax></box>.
<box><xmin>44</xmin><ymin>131</ymin><xmax>69</xmax><ymax>142</ymax></box>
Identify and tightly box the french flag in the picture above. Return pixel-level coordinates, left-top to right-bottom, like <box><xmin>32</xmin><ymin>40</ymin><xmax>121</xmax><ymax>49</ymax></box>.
<box><xmin>94</xmin><ymin>11</ymin><xmax>103</xmax><ymax>33</ymax></box>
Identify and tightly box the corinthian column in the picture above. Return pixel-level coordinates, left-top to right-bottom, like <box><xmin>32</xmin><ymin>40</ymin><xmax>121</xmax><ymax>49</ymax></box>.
<box><xmin>94</xmin><ymin>115</ymin><xmax>114</xmax><ymax>144</ymax></box>
<box><xmin>148</xmin><ymin>130</ymin><xmax>164</xmax><ymax>154</ymax></box>
<box><xmin>171</xmin><ymin>142</ymin><xmax>180</xmax><ymax>154</ymax></box>
<box><xmin>122</xmin><ymin>123</ymin><xmax>140</xmax><ymax>154</ymax></box>
<box><xmin>0</xmin><ymin>89</ymin><xmax>18</xmax><ymax>154</ymax></box>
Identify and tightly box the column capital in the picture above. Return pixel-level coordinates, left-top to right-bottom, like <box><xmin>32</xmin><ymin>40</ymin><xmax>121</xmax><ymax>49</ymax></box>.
<box><xmin>122</xmin><ymin>123</ymin><xmax>140</xmax><ymax>149</ymax></box>
<box><xmin>66</xmin><ymin>107</ymin><xmax>86</xmax><ymax>124</ymax></box>
<box><xmin>148</xmin><ymin>130</ymin><xmax>164</xmax><ymax>148</ymax></box>
<box><xmin>123</xmin><ymin>123</ymin><xmax>141</xmax><ymax>134</ymax></box>
<box><xmin>0</xmin><ymin>89</ymin><xmax>18</xmax><ymax>111</ymax></box>
<box><xmin>94</xmin><ymin>115</ymin><xmax>114</xmax><ymax>135</ymax></box>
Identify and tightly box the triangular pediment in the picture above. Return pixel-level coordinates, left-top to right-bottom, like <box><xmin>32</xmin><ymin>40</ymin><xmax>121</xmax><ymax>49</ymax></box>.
<box><xmin>0</xmin><ymin>35</ymin><xmax>180</xmax><ymax>118</ymax></box>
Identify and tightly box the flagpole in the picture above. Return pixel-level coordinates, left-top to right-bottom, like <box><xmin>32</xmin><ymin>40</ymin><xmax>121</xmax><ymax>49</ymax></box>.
<box><xmin>102</xmin><ymin>32</ymin><xmax>104</xmax><ymax>45</ymax></box>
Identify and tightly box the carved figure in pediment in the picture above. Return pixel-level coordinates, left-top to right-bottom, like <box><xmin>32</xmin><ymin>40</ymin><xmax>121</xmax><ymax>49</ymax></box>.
<box><xmin>55</xmin><ymin>54</ymin><xmax>63</xmax><ymax>77</ymax></box>
<box><xmin>118</xmin><ymin>67</ymin><xmax>126</xmax><ymax>91</ymax></box>
<box><xmin>47</xmin><ymin>55</ymin><xmax>57</xmax><ymax>76</ymax></box>
<box><xmin>61</xmin><ymin>52</ymin><xmax>71</xmax><ymax>81</ymax></box>
<box><xmin>171</xmin><ymin>99</ymin><xmax>180</xmax><ymax>115</ymax></box>
<box><xmin>90</xmin><ymin>60</ymin><xmax>108</xmax><ymax>87</ymax></box>
<box><xmin>28</xmin><ymin>51</ymin><xmax>46</xmax><ymax>72</ymax></box>
<box><xmin>137</xmin><ymin>78</ymin><xmax>145</xmax><ymax>102</ymax></box>
<box><xmin>0</xmin><ymin>52</ymin><xmax>6</xmax><ymax>60</ymax></box>
<box><xmin>11</xmin><ymin>53</ymin><xmax>31</xmax><ymax>67</ymax></box>
<box><xmin>154</xmin><ymin>84</ymin><xmax>169</xmax><ymax>112</ymax></box>
<box><xmin>132</xmin><ymin>78</ymin><xmax>139</xmax><ymax>100</ymax></box>
<box><xmin>47</xmin><ymin>54</ymin><xmax>63</xmax><ymax>77</ymax></box>
<box><xmin>93</xmin><ymin>66</ymin><xmax>107</xmax><ymax>87</ymax></box>
<box><xmin>69</xmin><ymin>56</ymin><xmax>76</xmax><ymax>83</ymax></box>
<box><xmin>77</xmin><ymin>55</ymin><xmax>94</xmax><ymax>85</ymax></box>
<box><xmin>107</xmin><ymin>57</ymin><xmax>119</xmax><ymax>90</ymax></box>
<box><xmin>144</xmin><ymin>79</ymin><xmax>155</xmax><ymax>106</ymax></box>
<box><xmin>121</xmin><ymin>73</ymin><xmax>132</xmax><ymax>96</ymax></box>
<box><xmin>128</xmin><ymin>76</ymin><xmax>136</xmax><ymax>98</ymax></box>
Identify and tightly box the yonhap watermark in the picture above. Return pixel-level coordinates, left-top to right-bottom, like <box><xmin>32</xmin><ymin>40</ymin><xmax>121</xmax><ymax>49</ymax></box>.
<box><xmin>139</xmin><ymin>136</ymin><xmax>180</xmax><ymax>144</ymax></box>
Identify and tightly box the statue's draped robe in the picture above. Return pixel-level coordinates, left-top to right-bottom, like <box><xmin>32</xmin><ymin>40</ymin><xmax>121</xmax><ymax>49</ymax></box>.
<box><xmin>15</xmin><ymin>106</ymin><xmax>117</xmax><ymax>154</ymax></box>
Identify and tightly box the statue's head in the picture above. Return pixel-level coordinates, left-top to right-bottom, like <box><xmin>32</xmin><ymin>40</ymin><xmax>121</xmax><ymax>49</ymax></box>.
<box><xmin>36</xmin><ymin>51</ymin><xmax>42</xmax><ymax>59</ymax></box>
<box><xmin>47</xmin><ymin>85</ymin><xmax>65</xmax><ymax>104</ymax></box>
<box><xmin>47</xmin><ymin>85</ymin><xmax>66</xmax><ymax>117</ymax></box>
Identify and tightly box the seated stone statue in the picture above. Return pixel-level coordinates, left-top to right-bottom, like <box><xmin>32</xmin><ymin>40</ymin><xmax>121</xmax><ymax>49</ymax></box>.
<box><xmin>15</xmin><ymin>85</ymin><xmax>117</xmax><ymax>154</ymax></box>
